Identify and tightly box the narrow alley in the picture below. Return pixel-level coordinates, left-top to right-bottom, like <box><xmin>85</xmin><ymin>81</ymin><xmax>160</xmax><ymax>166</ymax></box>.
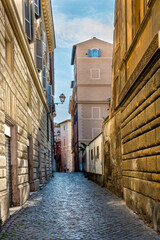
<box><xmin>0</xmin><ymin>173</ymin><xmax>159</xmax><ymax>240</ymax></box>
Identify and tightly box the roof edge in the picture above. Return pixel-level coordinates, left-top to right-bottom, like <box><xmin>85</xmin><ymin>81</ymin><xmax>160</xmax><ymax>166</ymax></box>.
<box><xmin>71</xmin><ymin>45</ymin><xmax>76</xmax><ymax>65</ymax></box>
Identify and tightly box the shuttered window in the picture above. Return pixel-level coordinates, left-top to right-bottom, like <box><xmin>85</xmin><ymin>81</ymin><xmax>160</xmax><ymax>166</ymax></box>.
<box><xmin>97</xmin><ymin>146</ymin><xmax>99</xmax><ymax>158</ymax></box>
<box><xmin>24</xmin><ymin>0</ymin><xmax>31</xmax><ymax>40</ymax></box>
<box><xmin>35</xmin><ymin>38</ymin><xmax>43</xmax><ymax>70</ymax></box>
<box><xmin>98</xmin><ymin>49</ymin><xmax>101</xmax><ymax>57</ymax></box>
<box><xmin>42</xmin><ymin>65</ymin><xmax>47</xmax><ymax>90</ymax></box>
<box><xmin>91</xmin><ymin>149</ymin><xmax>93</xmax><ymax>160</ymax></box>
<box><xmin>34</xmin><ymin>0</ymin><xmax>41</xmax><ymax>18</ymax></box>
<box><xmin>47</xmin><ymin>52</ymin><xmax>50</xmax><ymax>69</ymax></box>
<box><xmin>30</xmin><ymin>2</ymin><xmax>35</xmax><ymax>43</ymax></box>
<box><xmin>52</xmin><ymin>103</ymin><xmax>55</xmax><ymax>113</ymax></box>
<box><xmin>88</xmin><ymin>48</ymin><xmax>101</xmax><ymax>57</ymax></box>
<box><xmin>5</xmin><ymin>135</ymin><xmax>12</xmax><ymax>207</ymax></box>
<box><xmin>47</xmin><ymin>85</ymin><xmax>52</xmax><ymax>106</ymax></box>
<box><xmin>88</xmin><ymin>49</ymin><xmax>92</xmax><ymax>57</ymax></box>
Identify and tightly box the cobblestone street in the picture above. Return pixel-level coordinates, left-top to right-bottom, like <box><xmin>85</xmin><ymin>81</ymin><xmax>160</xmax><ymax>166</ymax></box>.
<box><xmin>0</xmin><ymin>173</ymin><xmax>160</xmax><ymax>240</ymax></box>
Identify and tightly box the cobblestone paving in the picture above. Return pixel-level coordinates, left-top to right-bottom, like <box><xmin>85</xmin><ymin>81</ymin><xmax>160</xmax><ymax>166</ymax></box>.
<box><xmin>0</xmin><ymin>173</ymin><xmax>160</xmax><ymax>240</ymax></box>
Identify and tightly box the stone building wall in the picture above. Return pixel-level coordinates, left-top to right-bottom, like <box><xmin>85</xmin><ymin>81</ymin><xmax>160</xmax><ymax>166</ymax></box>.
<box><xmin>103</xmin><ymin>0</ymin><xmax>160</xmax><ymax>231</ymax></box>
<box><xmin>0</xmin><ymin>0</ymin><xmax>54</xmax><ymax>223</ymax></box>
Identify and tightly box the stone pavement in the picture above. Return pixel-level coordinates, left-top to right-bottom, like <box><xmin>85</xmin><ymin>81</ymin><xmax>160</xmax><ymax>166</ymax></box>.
<box><xmin>0</xmin><ymin>173</ymin><xmax>160</xmax><ymax>240</ymax></box>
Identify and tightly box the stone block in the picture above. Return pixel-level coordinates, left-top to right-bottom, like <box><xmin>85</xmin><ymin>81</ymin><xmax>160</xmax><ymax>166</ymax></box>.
<box><xmin>155</xmin><ymin>126</ymin><xmax>160</xmax><ymax>145</ymax></box>
<box><xmin>157</xmin><ymin>155</ymin><xmax>160</xmax><ymax>171</ymax></box>
<box><xmin>136</xmin><ymin>87</ymin><xmax>146</xmax><ymax>106</ymax></box>
<box><xmin>123</xmin><ymin>176</ymin><xmax>160</xmax><ymax>200</ymax></box>
<box><xmin>0</xmin><ymin>192</ymin><xmax>9</xmax><ymax>223</ymax></box>
<box><xmin>0</xmin><ymin>111</ymin><xmax>5</xmax><ymax>124</ymax></box>
<box><xmin>145</xmin><ymin>75</ymin><xmax>156</xmax><ymax>100</ymax></box>
<box><xmin>123</xmin><ymin>187</ymin><xmax>160</xmax><ymax>231</ymax></box>
<box><xmin>0</xmin><ymin>169</ymin><xmax>6</xmax><ymax>178</ymax></box>
<box><xmin>146</xmin><ymin>129</ymin><xmax>156</xmax><ymax>147</ymax></box>
<box><xmin>18</xmin><ymin>168</ymin><xmax>28</xmax><ymax>175</ymax></box>
<box><xmin>146</xmin><ymin>156</ymin><xmax>157</xmax><ymax>172</ymax></box>
<box><xmin>0</xmin><ymin>179</ymin><xmax>6</xmax><ymax>191</ymax></box>
<box><xmin>18</xmin><ymin>158</ymin><xmax>28</xmax><ymax>168</ymax></box>
<box><xmin>154</xmin><ymin>69</ymin><xmax>160</xmax><ymax>89</ymax></box>
<box><xmin>0</xmin><ymin>156</ymin><xmax>6</xmax><ymax>167</ymax></box>
<box><xmin>155</xmin><ymin>97</ymin><xmax>160</xmax><ymax>116</ymax></box>
<box><xmin>146</xmin><ymin>102</ymin><xmax>156</xmax><ymax>123</ymax></box>
<box><xmin>18</xmin><ymin>183</ymin><xmax>30</xmax><ymax>205</ymax></box>
<box><xmin>18</xmin><ymin>175</ymin><xmax>28</xmax><ymax>185</ymax></box>
<box><xmin>0</xmin><ymin>146</ymin><xmax>5</xmax><ymax>155</ymax></box>
<box><xmin>138</xmin><ymin>134</ymin><xmax>146</xmax><ymax>149</ymax></box>
<box><xmin>137</xmin><ymin>110</ymin><xmax>146</xmax><ymax>128</ymax></box>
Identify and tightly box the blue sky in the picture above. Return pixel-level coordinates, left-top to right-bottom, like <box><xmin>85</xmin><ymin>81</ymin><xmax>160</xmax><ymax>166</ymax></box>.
<box><xmin>51</xmin><ymin>0</ymin><xmax>115</xmax><ymax>123</ymax></box>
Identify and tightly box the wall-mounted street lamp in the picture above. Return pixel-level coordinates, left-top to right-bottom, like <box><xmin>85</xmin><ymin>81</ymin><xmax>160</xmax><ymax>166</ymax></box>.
<box><xmin>55</xmin><ymin>93</ymin><xmax>66</xmax><ymax>105</ymax></box>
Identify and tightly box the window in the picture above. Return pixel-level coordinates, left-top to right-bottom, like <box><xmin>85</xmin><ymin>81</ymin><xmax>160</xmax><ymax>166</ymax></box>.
<box><xmin>64</xmin><ymin>138</ymin><xmax>65</xmax><ymax>146</ymax></box>
<box><xmin>47</xmin><ymin>85</ymin><xmax>52</xmax><ymax>106</ymax></box>
<box><xmin>132</xmin><ymin>0</ymin><xmax>148</xmax><ymax>38</ymax></box>
<box><xmin>34</xmin><ymin>0</ymin><xmax>41</xmax><ymax>19</ymax></box>
<box><xmin>88</xmin><ymin>48</ymin><xmax>101</xmax><ymax>57</ymax></box>
<box><xmin>63</xmin><ymin>125</ymin><xmax>65</xmax><ymax>131</ymax></box>
<box><xmin>97</xmin><ymin>146</ymin><xmax>99</xmax><ymax>158</ymax></box>
<box><xmin>42</xmin><ymin>65</ymin><xmax>47</xmax><ymax>90</ymax></box>
<box><xmin>35</xmin><ymin>38</ymin><xmax>43</xmax><ymax>70</ymax></box>
<box><xmin>90</xmin><ymin>68</ymin><xmax>100</xmax><ymax>79</ymax></box>
<box><xmin>91</xmin><ymin>149</ymin><xmax>93</xmax><ymax>160</ymax></box>
<box><xmin>24</xmin><ymin>0</ymin><xmax>31</xmax><ymax>40</ymax></box>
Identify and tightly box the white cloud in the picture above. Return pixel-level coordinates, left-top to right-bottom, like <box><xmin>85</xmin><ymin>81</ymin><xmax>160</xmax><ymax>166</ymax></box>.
<box><xmin>53</xmin><ymin>12</ymin><xmax>114</xmax><ymax>48</ymax></box>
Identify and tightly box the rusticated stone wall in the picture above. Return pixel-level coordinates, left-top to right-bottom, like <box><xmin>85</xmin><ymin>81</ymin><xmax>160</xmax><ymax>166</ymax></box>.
<box><xmin>0</xmin><ymin>0</ymin><xmax>53</xmax><ymax>222</ymax></box>
<box><xmin>103</xmin><ymin>0</ymin><xmax>160</xmax><ymax>231</ymax></box>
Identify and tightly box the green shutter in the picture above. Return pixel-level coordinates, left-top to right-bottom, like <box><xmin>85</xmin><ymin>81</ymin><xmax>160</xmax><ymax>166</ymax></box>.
<box><xmin>35</xmin><ymin>38</ymin><xmax>43</xmax><ymax>70</ymax></box>
<box><xmin>24</xmin><ymin>0</ymin><xmax>31</xmax><ymax>40</ymax></box>
<box><xmin>42</xmin><ymin>65</ymin><xmax>46</xmax><ymax>90</ymax></box>
<box><xmin>47</xmin><ymin>85</ymin><xmax>52</xmax><ymax>106</ymax></box>
<box><xmin>88</xmin><ymin>49</ymin><xmax>92</xmax><ymax>57</ymax></box>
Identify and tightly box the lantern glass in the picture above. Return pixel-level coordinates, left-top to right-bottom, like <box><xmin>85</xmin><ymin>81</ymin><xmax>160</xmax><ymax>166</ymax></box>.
<box><xmin>59</xmin><ymin>93</ymin><xmax>66</xmax><ymax>103</ymax></box>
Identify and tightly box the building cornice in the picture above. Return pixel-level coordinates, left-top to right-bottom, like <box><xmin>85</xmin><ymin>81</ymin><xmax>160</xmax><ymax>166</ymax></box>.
<box><xmin>118</xmin><ymin>32</ymin><xmax>160</xmax><ymax>106</ymax></box>
<box><xmin>119</xmin><ymin>0</ymin><xmax>156</xmax><ymax>70</ymax></box>
<box><xmin>2</xmin><ymin>0</ymin><xmax>51</xmax><ymax>115</ymax></box>
<box><xmin>42</xmin><ymin>0</ymin><xmax>56</xmax><ymax>52</ymax></box>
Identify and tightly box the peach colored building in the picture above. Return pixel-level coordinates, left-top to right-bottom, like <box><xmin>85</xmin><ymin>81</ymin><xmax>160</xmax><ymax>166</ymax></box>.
<box><xmin>69</xmin><ymin>37</ymin><xmax>113</xmax><ymax>171</ymax></box>
<box><xmin>60</xmin><ymin>120</ymin><xmax>73</xmax><ymax>172</ymax></box>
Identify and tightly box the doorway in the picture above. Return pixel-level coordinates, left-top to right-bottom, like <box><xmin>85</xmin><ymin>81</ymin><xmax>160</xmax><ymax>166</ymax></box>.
<box><xmin>5</xmin><ymin>133</ymin><xmax>12</xmax><ymax>207</ymax></box>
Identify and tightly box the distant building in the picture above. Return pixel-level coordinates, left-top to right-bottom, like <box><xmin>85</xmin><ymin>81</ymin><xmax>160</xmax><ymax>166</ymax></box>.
<box><xmin>83</xmin><ymin>133</ymin><xmax>103</xmax><ymax>186</ymax></box>
<box><xmin>54</xmin><ymin>140</ymin><xmax>61</xmax><ymax>172</ymax></box>
<box><xmin>69</xmin><ymin>37</ymin><xmax>113</xmax><ymax>171</ymax></box>
<box><xmin>60</xmin><ymin>120</ymin><xmax>73</xmax><ymax>172</ymax></box>
<box><xmin>0</xmin><ymin>0</ymin><xmax>55</xmax><ymax>222</ymax></box>
<box><xmin>54</xmin><ymin>123</ymin><xmax>61</xmax><ymax>140</ymax></box>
